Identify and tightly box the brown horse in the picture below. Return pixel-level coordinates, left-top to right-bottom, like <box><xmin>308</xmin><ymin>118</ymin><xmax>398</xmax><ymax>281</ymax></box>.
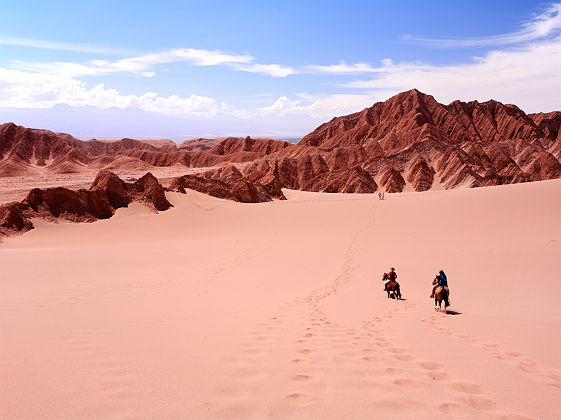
<box><xmin>383</xmin><ymin>273</ymin><xmax>401</xmax><ymax>299</ymax></box>
<box><xmin>432</xmin><ymin>277</ymin><xmax>450</xmax><ymax>312</ymax></box>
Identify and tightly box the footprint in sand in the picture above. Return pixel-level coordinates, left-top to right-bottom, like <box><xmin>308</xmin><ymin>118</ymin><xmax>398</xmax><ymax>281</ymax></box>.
<box><xmin>291</xmin><ymin>374</ymin><xmax>313</xmax><ymax>382</ymax></box>
<box><xmin>427</xmin><ymin>371</ymin><xmax>449</xmax><ymax>380</ymax></box>
<box><xmin>465</xmin><ymin>395</ymin><xmax>496</xmax><ymax>411</ymax></box>
<box><xmin>375</xmin><ymin>339</ymin><xmax>389</xmax><ymax>348</ymax></box>
<box><xmin>450</xmin><ymin>382</ymin><xmax>485</xmax><ymax>395</ymax></box>
<box><xmin>386</xmin><ymin>367</ymin><xmax>406</xmax><ymax>376</ymax></box>
<box><xmin>418</xmin><ymin>361</ymin><xmax>441</xmax><ymax>371</ymax></box>
<box><xmin>518</xmin><ymin>360</ymin><xmax>538</xmax><ymax>373</ymax></box>
<box><xmin>286</xmin><ymin>392</ymin><xmax>317</xmax><ymax>405</ymax></box>
<box><xmin>438</xmin><ymin>402</ymin><xmax>472</xmax><ymax>416</ymax></box>
<box><xmin>393</xmin><ymin>378</ymin><xmax>423</xmax><ymax>389</ymax></box>
<box><xmin>457</xmin><ymin>334</ymin><xmax>475</xmax><ymax>343</ymax></box>
<box><xmin>386</xmin><ymin>348</ymin><xmax>412</xmax><ymax>361</ymax></box>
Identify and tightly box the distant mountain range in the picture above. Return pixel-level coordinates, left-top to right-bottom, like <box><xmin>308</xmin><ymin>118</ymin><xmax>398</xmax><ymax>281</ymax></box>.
<box><xmin>1</xmin><ymin>89</ymin><xmax>560</xmax><ymax>192</ymax></box>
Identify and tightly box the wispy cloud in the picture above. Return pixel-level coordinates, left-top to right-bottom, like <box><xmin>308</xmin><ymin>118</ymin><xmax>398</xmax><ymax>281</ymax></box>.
<box><xmin>8</xmin><ymin>48</ymin><xmax>298</xmax><ymax>78</ymax></box>
<box><xmin>403</xmin><ymin>2</ymin><xmax>561</xmax><ymax>48</ymax></box>
<box><xmin>343</xmin><ymin>36</ymin><xmax>561</xmax><ymax>112</ymax></box>
<box><xmin>306</xmin><ymin>61</ymin><xmax>379</xmax><ymax>74</ymax></box>
<box><xmin>11</xmin><ymin>48</ymin><xmax>255</xmax><ymax>77</ymax></box>
<box><xmin>0</xmin><ymin>35</ymin><xmax>130</xmax><ymax>55</ymax></box>
<box><xmin>233</xmin><ymin>63</ymin><xmax>296</xmax><ymax>78</ymax></box>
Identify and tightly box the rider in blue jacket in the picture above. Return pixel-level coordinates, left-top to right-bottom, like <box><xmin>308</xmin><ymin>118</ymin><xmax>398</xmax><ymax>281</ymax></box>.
<box><xmin>430</xmin><ymin>270</ymin><xmax>447</xmax><ymax>298</ymax></box>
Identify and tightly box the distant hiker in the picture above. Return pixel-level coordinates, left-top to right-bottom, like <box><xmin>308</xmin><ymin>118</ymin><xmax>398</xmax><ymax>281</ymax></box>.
<box><xmin>382</xmin><ymin>193</ymin><xmax>385</xmax><ymax>200</ymax></box>
<box><xmin>378</xmin><ymin>192</ymin><xmax>382</xmax><ymax>200</ymax></box>
<box><xmin>430</xmin><ymin>270</ymin><xmax>447</xmax><ymax>298</ymax></box>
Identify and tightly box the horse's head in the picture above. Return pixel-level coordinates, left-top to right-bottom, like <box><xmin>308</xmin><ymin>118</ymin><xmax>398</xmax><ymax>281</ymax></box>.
<box><xmin>383</xmin><ymin>273</ymin><xmax>389</xmax><ymax>280</ymax></box>
<box><xmin>432</xmin><ymin>277</ymin><xmax>438</xmax><ymax>285</ymax></box>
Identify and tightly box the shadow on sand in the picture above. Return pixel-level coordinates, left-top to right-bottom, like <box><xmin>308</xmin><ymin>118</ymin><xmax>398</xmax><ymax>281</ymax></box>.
<box><xmin>443</xmin><ymin>309</ymin><xmax>462</xmax><ymax>315</ymax></box>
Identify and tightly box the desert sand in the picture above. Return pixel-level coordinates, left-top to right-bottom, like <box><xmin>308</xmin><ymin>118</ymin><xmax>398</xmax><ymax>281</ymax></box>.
<box><xmin>1</xmin><ymin>179</ymin><xmax>560</xmax><ymax>419</ymax></box>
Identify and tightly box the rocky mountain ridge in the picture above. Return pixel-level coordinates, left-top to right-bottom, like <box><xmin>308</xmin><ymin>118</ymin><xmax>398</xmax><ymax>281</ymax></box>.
<box><xmin>2</xmin><ymin>89</ymin><xmax>560</xmax><ymax>195</ymax></box>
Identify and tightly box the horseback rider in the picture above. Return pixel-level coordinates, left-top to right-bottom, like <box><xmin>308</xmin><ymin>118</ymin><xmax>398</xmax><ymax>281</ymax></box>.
<box><xmin>430</xmin><ymin>269</ymin><xmax>447</xmax><ymax>298</ymax></box>
<box><xmin>383</xmin><ymin>267</ymin><xmax>397</xmax><ymax>290</ymax></box>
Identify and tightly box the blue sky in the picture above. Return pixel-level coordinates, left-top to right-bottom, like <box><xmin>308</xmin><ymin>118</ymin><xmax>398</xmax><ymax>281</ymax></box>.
<box><xmin>1</xmin><ymin>1</ymin><xmax>560</xmax><ymax>140</ymax></box>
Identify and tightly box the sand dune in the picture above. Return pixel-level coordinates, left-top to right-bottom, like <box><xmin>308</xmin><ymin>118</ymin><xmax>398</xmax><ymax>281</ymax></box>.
<box><xmin>1</xmin><ymin>179</ymin><xmax>560</xmax><ymax>419</ymax></box>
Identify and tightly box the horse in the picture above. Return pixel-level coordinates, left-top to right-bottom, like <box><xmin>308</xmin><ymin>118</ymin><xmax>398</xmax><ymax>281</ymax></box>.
<box><xmin>383</xmin><ymin>273</ymin><xmax>401</xmax><ymax>299</ymax></box>
<box><xmin>432</xmin><ymin>277</ymin><xmax>450</xmax><ymax>312</ymax></box>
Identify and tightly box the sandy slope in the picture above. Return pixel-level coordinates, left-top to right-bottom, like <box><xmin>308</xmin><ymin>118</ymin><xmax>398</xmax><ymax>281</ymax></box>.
<box><xmin>1</xmin><ymin>180</ymin><xmax>560</xmax><ymax>419</ymax></box>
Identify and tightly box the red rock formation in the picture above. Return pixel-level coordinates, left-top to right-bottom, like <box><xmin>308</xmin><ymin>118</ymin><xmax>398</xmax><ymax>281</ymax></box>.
<box><xmin>379</xmin><ymin>168</ymin><xmax>406</xmax><ymax>193</ymax></box>
<box><xmin>209</xmin><ymin>136</ymin><xmax>291</xmax><ymax>155</ymax></box>
<box><xmin>307</xmin><ymin>166</ymin><xmax>378</xmax><ymax>193</ymax></box>
<box><xmin>127</xmin><ymin>173</ymin><xmax>172</xmax><ymax>211</ymax></box>
<box><xmin>437</xmin><ymin>149</ymin><xmax>483</xmax><ymax>189</ymax></box>
<box><xmin>203</xmin><ymin>164</ymin><xmax>244</xmax><ymax>183</ymax></box>
<box><xmin>526</xmin><ymin>152</ymin><xmax>561</xmax><ymax>181</ymax></box>
<box><xmin>406</xmin><ymin>155</ymin><xmax>434</xmax><ymax>192</ymax></box>
<box><xmin>0</xmin><ymin>170</ymin><xmax>173</xmax><ymax>239</ymax></box>
<box><xmin>300</xmin><ymin>89</ymin><xmax>554</xmax><ymax>151</ymax></box>
<box><xmin>2</xmin><ymin>89</ymin><xmax>561</xmax><ymax>196</ymax></box>
<box><xmin>23</xmin><ymin>187</ymin><xmax>114</xmax><ymax>221</ymax></box>
<box><xmin>530</xmin><ymin>111</ymin><xmax>561</xmax><ymax>144</ymax></box>
<box><xmin>0</xmin><ymin>123</ymin><xmax>293</xmax><ymax>177</ymax></box>
<box><xmin>291</xmin><ymin>89</ymin><xmax>561</xmax><ymax>191</ymax></box>
<box><xmin>169</xmin><ymin>174</ymin><xmax>284</xmax><ymax>202</ymax></box>
<box><xmin>89</xmin><ymin>170</ymin><xmax>130</xmax><ymax>208</ymax></box>
<box><xmin>0</xmin><ymin>202</ymin><xmax>33</xmax><ymax>236</ymax></box>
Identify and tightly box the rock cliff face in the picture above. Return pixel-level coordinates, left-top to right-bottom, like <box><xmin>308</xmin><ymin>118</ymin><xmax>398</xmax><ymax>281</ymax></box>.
<box><xmin>0</xmin><ymin>171</ymin><xmax>172</xmax><ymax>239</ymax></box>
<box><xmin>2</xmin><ymin>89</ymin><xmax>561</xmax><ymax>197</ymax></box>
<box><xmin>236</xmin><ymin>89</ymin><xmax>561</xmax><ymax>193</ymax></box>
<box><xmin>0</xmin><ymin>123</ymin><xmax>293</xmax><ymax>176</ymax></box>
<box><xmin>168</xmin><ymin>174</ymin><xmax>285</xmax><ymax>202</ymax></box>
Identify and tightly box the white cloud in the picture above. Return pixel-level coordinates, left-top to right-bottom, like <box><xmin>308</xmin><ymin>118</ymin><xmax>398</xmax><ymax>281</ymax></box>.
<box><xmin>0</xmin><ymin>68</ymin><xmax>218</xmax><ymax>116</ymax></box>
<box><xmin>8</xmin><ymin>47</ymin><xmax>298</xmax><ymax>79</ymax></box>
<box><xmin>0</xmin><ymin>35</ymin><xmax>130</xmax><ymax>55</ymax></box>
<box><xmin>342</xmin><ymin>35</ymin><xmax>561</xmax><ymax>112</ymax></box>
<box><xmin>257</xmin><ymin>96</ymin><xmax>302</xmax><ymax>115</ymax></box>
<box><xmin>11</xmin><ymin>48</ymin><xmax>255</xmax><ymax>77</ymax></box>
<box><xmin>233</xmin><ymin>63</ymin><xmax>296</xmax><ymax>78</ymax></box>
<box><xmin>306</xmin><ymin>61</ymin><xmax>379</xmax><ymax>74</ymax></box>
<box><xmin>234</xmin><ymin>92</ymin><xmax>391</xmax><ymax>120</ymax></box>
<box><xmin>403</xmin><ymin>2</ymin><xmax>561</xmax><ymax>48</ymax></box>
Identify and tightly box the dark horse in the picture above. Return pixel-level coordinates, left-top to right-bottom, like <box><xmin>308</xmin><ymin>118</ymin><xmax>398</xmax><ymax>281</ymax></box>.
<box><xmin>383</xmin><ymin>273</ymin><xmax>401</xmax><ymax>299</ymax></box>
<box><xmin>432</xmin><ymin>277</ymin><xmax>450</xmax><ymax>312</ymax></box>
